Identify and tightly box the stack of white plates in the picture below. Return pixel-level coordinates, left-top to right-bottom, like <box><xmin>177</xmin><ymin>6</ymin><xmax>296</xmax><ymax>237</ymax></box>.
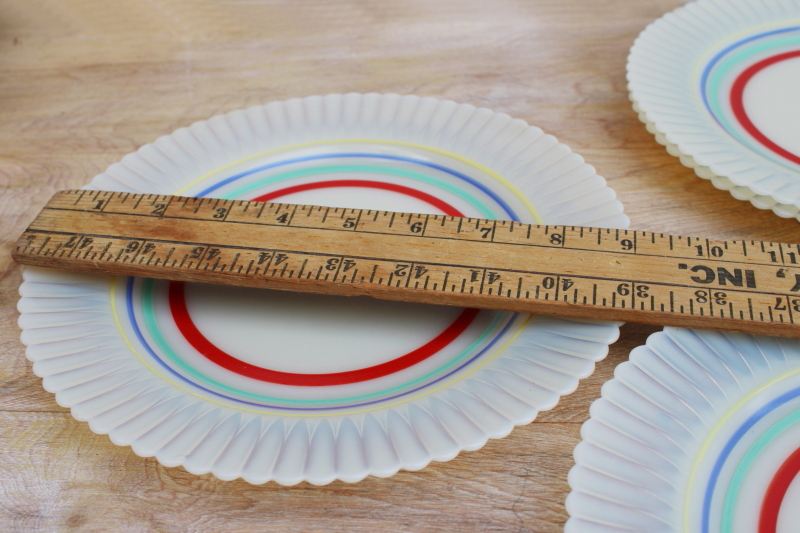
<box><xmin>628</xmin><ymin>0</ymin><xmax>800</xmax><ymax>220</ymax></box>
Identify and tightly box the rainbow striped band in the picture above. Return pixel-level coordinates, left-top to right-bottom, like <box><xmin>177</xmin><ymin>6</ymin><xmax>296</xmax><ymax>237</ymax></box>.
<box><xmin>700</xmin><ymin>25</ymin><xmax>800</xmax><ymax>170</ymax></box>
<box><xmin>111</xmin><ymin>145</ymin><xmax>541</xmax><ymax>415</ymax></box>
<box><xmin>686</xmin><ymin>367</ymin><xmax>800</xmax><ymax>533</ymax></box>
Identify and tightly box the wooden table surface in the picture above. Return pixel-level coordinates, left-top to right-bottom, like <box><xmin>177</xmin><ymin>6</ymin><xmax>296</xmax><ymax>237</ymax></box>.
<box><xmin>2</xmin><ymin>1</ymin><xmax>799</xmax><ymax>531</ymax></box>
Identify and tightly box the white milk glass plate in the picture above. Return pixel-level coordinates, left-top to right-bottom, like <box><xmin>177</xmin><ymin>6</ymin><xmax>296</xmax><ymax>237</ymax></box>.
<box><xmin>566</xmin><ymin>327</ymin><xmax>800</xmax><ymax>533</ymax></box>
<box><xmin>18</xmin><ymin>94</ymin><xmax>628</xmax><ymax>485</ymax></box>
<box><xmin>628</xmin><ymin>0</ymin><xmax>800</xmax><ymax>220</ymax></box>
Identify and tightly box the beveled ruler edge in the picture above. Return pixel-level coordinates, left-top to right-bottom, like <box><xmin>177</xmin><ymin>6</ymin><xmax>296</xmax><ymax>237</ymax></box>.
<box><xmin>12</xmin><ymin>189</ymin><xmax>800</xmax><ymax>338</ymax></box>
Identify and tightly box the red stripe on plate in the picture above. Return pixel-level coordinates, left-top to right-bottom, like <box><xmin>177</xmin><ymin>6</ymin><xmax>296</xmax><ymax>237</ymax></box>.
<box><xmin>253</xmin><ymin>179</ymin><xmax>465</xmax><ymax>217</ymax></box>
<box><xmin>169</xmin><ymin>280</ymin><xmax>479</xmax><ymax>386</ymax></box>
<box><xmin>759</xmin><ymin>445</ymin><xmax>800</xmax><ymax>533</ymax></box>
<box><xmin>730</xmin><ymin>50</ymin><xmax>800</xmax><ymax>166</ymax></box>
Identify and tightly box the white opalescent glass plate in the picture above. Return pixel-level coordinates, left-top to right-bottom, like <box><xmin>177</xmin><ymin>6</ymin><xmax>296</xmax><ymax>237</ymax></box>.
<box><xmin>567</xmin><ymin>327</ymin><xmax>800</xmax><ymax>533</ymax></box>
<box><xmin>18</xmin><ymin>94</ymin><xmax>628</xmax><ymax>485</ymax></box>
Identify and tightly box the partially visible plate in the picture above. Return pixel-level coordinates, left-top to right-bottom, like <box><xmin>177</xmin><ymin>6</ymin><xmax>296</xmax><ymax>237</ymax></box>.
<box><xmin>567</xmin><ymin>327</ymin><xmax>800</xmax><ymax>533</ymax></box>
<box><xmin>628</xmin><ymin>0</ymin><xmax>800</xmax><ymax>220</ymax></box>
<box><xmin>18</xmin><ymin>94</ymin><xmax>628</xmax><ymax>485</ymax></box>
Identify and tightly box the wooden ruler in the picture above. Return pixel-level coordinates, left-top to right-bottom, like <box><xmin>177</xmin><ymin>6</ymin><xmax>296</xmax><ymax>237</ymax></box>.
<box><xmin>12</xmin><ymin>189</ymin><xmax>800</xmax><ymax>338</ymax></box>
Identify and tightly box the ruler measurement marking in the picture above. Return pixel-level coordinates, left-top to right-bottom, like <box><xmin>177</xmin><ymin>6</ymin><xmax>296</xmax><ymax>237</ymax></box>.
<box><xmin>286</xmin><ymin>205</ymin><xmax>300</xmax><ymax>227</ymax></box>
<box><xmin>331</xmin><ymin>256</ymin><xmax>346</xmax><ymax>283</ymax></box>
<box><xmin>216</xmin><ymin>200</ymin><xmax>232</xmax><ymax>222</ymax></box>
<box><xmin>157</xmin><ymin>196</ymin><xmax>174</xmax><ymax>218</ymax></box>
<box><xmin>31</xmin><ymin>207</ymin><xmax>790</xmax><ymax>268</ymax></box>
<box><xmin>477</xmin><ymin>268</ymin><xmax>487</xmax><ymax>295</ymax></box>
<box><xmin>162</xmin><ymin>247</ymin><xmax>175</xmax><ymax>266</ymax></box>
<box><xmin>21</xmin><ymin>230</ymin><xmax>799</xmax><ymax>297</ymax></box>
<box><xmin>420</xmin><ymin>214</ymin><xmax>431</xmax><ymax>237</ymax></box>
<box><xmin>554</xmin><ymin>275</ymin><xmax>562</xmax><ymax>301</ymax></box>
<box><xmin>36</xmin><ymin>236</ymin><xmax>51</xmax><ymax>255</ymax></box>
<box><xmin>352</xmin><ymin>209</ymin><xmax>363</xmax><ymax>232</ymax></box>
<box><xmin>229</xmin><ymin>253</ymin><xmax>240</xmax><ymax>272</ymax></box>
<box><xmin>297</xmin><ymin>259</ymin><xmax>308</xmax><ymax>278</ymax></box>
<box><xmin>98</xmin><ymin>241</ymin><xmax>112</xmax><ymax>259</ymax></box>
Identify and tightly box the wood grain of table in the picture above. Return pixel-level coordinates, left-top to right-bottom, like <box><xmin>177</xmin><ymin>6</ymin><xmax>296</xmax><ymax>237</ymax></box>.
<box><xmin>2</xmin><ymin>1</ymin><xmax>798</xmax><ymax>531</ymax></box>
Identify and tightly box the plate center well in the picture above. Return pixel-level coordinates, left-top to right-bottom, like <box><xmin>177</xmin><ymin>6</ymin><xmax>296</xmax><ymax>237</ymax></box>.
<box><xmin>183</xmin><ymin>284</ymin><xmax>463</xmax><ymax>374</ymax></box>
<box><xmin>182</xmin><ymin>183</ymin><xmax>467</xmax><ymax>375</ymax></box>
<box><xmin>742</xmin><ymin>54</ymin><xmax>800</xmax><ymax>160</ymax></box>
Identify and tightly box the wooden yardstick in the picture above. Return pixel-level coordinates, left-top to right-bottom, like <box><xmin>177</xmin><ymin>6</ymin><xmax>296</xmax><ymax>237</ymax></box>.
<box><xmin>12</xmin><ymin>189</ymin><xmax>800</xmax><ymax>338</ymax></box>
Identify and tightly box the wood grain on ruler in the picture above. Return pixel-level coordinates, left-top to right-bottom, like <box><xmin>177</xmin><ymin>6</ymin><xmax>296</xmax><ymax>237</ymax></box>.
<box><xmin>13</xmin><ymin>190</ymin><xmax>800</xmax><ymax>337</ymax></box>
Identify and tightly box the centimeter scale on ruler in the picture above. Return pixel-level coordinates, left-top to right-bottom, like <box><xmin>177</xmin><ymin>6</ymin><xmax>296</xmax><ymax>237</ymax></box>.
<box><xmin>12</xmin><ymin>189</ymin><xmax>800</xmax><ymax>338</ymax></box>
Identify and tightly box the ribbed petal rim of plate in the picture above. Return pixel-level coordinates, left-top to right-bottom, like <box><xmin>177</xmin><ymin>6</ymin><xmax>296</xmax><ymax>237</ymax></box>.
<box><xmin>566</xmin><ymin>327</ymin><xmax>800</xmax><ymax>532</ymax></box>
<box><xmin>628</xmin><ymin>0</ymin><xmax>800</xmax><ymax>221</ymax></box>
<box><xmin>18</xmin><ymin>94</ymin><xmax>629</xmax><ymax>485</ymax></box>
